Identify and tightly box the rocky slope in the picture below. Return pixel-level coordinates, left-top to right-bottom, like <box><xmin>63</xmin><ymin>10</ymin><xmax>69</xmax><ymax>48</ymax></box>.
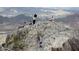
<box><xmin>1</xmin><ymin>20</ymin><xmax>79</xmax><ymax>51</ymax></box>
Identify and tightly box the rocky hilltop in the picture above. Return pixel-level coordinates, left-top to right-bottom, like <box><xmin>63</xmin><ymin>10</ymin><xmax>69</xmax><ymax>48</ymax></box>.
<box><xmin>1</xmin><ymin>20</ymin><xmax>79</xmax><ymax>51</ymax></box>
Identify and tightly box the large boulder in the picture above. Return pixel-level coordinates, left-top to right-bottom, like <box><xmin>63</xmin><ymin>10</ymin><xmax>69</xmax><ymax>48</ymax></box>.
<box><xmin>3</xmin><ymin>21</ymin><xmax>78</xmax><ymax>51</ymax></box>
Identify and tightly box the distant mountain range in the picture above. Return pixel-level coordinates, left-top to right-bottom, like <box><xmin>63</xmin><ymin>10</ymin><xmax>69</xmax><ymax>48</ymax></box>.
<box><xmin>0</xmin><ymin>14</ymin><xmax>33</xmax><ymax>24</ymax></box>
<box><xmin>0</xmin><ymin>7</ymin><xmax>79</xmax><ymax>28</ymax></box>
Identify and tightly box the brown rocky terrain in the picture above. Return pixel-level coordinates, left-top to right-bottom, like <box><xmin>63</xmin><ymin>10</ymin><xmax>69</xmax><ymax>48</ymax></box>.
<box><xmin>0</xmin><ymin>20</ymin><xmax>79</xmax><ymax>51</ymax></box>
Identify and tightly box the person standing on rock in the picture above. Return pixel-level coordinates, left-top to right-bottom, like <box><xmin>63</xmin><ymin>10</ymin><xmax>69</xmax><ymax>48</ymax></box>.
<box><xmin>33</xmin><ymin>14</ymin><xmax>37</xmax><ymax>24</ymax></box>
<box><xmin>49</xmin><ymin>16</ymin><xmax>54</xmax><ymax>21</ymax></box>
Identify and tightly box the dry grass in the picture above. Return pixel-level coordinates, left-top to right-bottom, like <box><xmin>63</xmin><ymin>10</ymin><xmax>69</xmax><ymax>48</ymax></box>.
<box><xmin>0</xmin><ymin>34</ymin><xmax>7</xmax><ymax>45</ymax></box>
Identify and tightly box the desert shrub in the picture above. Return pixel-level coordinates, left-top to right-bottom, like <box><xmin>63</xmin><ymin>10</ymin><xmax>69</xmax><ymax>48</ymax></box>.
<box><xmin>5</xmin><ymin>29</ymin><xmax>29</xmax><ymax>50</ymax></box>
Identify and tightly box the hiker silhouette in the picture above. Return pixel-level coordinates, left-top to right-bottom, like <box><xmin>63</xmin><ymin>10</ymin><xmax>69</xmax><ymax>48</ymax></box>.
<box><xmin>33</xmin><ymin>14</ymin><xmax>37</xmax><ymax>24</ymax></box>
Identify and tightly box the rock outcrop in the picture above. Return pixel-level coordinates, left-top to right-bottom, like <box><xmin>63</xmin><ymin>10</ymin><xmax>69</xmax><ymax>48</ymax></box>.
<box><xmin>2</xmin><ymin>20</ymin><xmax>79</xmax><ymax>51</ymax></box>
